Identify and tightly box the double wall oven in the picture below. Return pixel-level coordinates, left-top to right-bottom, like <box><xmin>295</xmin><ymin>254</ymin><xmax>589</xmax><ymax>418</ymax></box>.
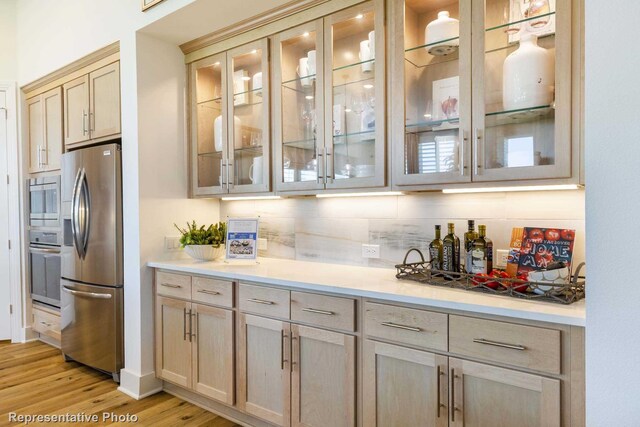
<box><xmin>28</xmin><ymin>176</ymin><xmax>62</xmax><ymax>308</ymax></box>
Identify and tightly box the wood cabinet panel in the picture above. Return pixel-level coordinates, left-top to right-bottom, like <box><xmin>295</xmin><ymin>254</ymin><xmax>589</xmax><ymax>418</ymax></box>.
<box><xmin>42</xmin><ymin>87</ymin><xmax>63</xmax><ymax>171</ymax></box>
<box><xmin>290</xmin><ymin>291</ymin><xmax>355</xmax><ymax>332</ymax></box>
<box><xmin>32</xmin><ymin>306</ymin><xmax>61</xmax><ymax>341</ymax></box>
<box><xmin>27</xmin><ymin>96</ymin><xmax>43</xmax><ymax>173</ymax></box>
<box><xmin>291</xmin><ymin>324</ymin><xmax>356</xmax><ymax>427</ymax></box>
<box><xmin>239</xmin><ymin>283</ymin><xmax>290</xmax><ymax>319</ymax></box>
<box><xmin>192</xmin><ymin>276</ymin><xmax>234</xmax><ymax>308</ymax></box>
<box><xmin>89</xmin><ymin>62</ymin><xmax>121</xmax><ymax>140</ymax></box>
<box><xmin>155</xmin><ymin>296</ymin><xmax>192</xmax><ymax>388</ymax></box>
<box><xmin>63</xmin><ymin>75</ymin><xmax>90</xmax><ymax>147</ymax></box>
<box><xmin>156</xmin><ymin>271</ymin><xmax>192</xmax><ymax>300</ymax></box>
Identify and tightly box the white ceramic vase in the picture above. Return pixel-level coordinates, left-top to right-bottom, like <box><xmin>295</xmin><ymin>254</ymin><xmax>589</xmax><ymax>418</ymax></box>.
<box><xmin>502</xmin><ymin>33</ymin><xmax>555</xmax><ymax>111</ymax></box>
<box><xmin>184</xmin><ymin>245</ymin><xmax>225</xmax><ymax>261</ymax></box>
<box><xmin>214</xmin><ymin>115</ymin><xmax>242</xmax><ymax>152</ymax></box>
<box><xmin>425</xmin><ymin>11</ymin><xmax>459</xmax><ymax>55</ymax></box>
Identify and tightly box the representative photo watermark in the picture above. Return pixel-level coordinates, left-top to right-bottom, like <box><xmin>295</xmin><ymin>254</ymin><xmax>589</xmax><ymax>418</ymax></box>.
<box><xmin>8</xmin><ymin>412</ymin><xmax>139</xmax><ymax>424</ymax></box>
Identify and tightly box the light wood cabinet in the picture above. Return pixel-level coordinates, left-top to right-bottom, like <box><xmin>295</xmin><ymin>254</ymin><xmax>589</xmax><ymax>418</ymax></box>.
<box><xmin>291</xmin><ymin>324</ymin><xmax>356</xmax><ymax>427</ymax></box>
<box><xmin>27</xmin><ymin>87</ymin><xmax>63</xmax><ymax>173</ymax></box>
<box><xmin>238</xmin><ymin>313</ymin><xmax>291</xmax><ymax>426</ymax></box>
<box><xmin>363</xmin><ymin>339</ymin><xmax>448</xmax><ymax>427</ymax></box>
<box><xmin>63</xmin><ymin>61</ymin><xmax>121</xmax><ymax>149</ymax></box>
<box><xmin>449</xmin><ymin>357</ymin><xmax>560</xmax><ymax>426</ymax></box>
<box><xmin>155</xmin><ymin>295</ymin><xmax>234</xmax><ymax>405</ymax></box>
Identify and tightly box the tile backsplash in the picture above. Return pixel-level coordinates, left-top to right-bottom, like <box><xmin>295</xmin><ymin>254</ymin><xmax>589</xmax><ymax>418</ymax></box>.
<box><xmin>220</xmin><ymin>190</ymin><xmax>586</xmax><ymax>270</ymax></box>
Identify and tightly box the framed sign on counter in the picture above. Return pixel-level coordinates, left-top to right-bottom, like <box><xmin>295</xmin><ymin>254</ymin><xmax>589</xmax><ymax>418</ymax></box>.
<box><xmin>226</xmin><ymin>218</ymin><xmax>259</xmax><ymax>260</ymax></box>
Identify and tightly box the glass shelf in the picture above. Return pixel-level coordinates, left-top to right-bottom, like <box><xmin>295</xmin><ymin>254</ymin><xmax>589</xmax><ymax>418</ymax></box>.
<box><xmin>198</xmin><ymin>151</ymin><xmax>223</xmax><ymax>158</ymax></box>
<box><xmin>198</xmin><ymin>97</ymin><xmax>222</xmax><ymax>105</ymax></box>
<box><xmin>333</xmin><ymin>75</ymin><xmax>375</xmax><ymax>90</ymax></box>
<box><xmin>234</xmin><ymin>145</ymin><xmax>264</xmax><ymax>155</ymax></box>
<box><xmin>405</xmin><ymin>37</ymin><xmax>460</xmax><ymax>54</ymax></box>
<box><xmin>283</xmin><ymin>138</ymin><xmax>316</xmax><ymax>150</ymax></box>
<box><xmin>233</xmin><ymin>98</ymin><xmax>264</xmax><ymax>109</ymax></box>
<box><xmin>282</xmin><ymin>74</ymin><xmax>317</xmax><ymax>86</ymax></box>
<box><xmin>486</xmin><ymin>11</ymin><xmax>556</xmax><ymax>33</ymax></box>
<box><xmin>485</xmin><ymin>104</ymin><xmax>554</xmax><ymax>127</ymax></box>
<box><xmin>333</xmin><ymin>58</ymin><xmax>375</xmax><ymax>73</ymax></box>
<box><xmin>234</xmin><ymin>87</ymin><xmax>264</xmax><ymax>97</ymax></box>
<box><xmin>332</xmin><ymin>129</ymin><xmax>376</xmax><ymax>144</ymax></box>
<box><xmin>405</xmin><ymin>118</ymin><xmax>460</xmax><ymax>133</ymax></box>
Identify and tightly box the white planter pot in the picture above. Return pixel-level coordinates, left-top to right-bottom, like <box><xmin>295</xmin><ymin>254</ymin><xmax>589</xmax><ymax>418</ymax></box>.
<box><xmin>425</xmin><ymin>11</ymin><xmax>459</xmax><ymax>56</ymax></box>
<box><xmin>502</xmin><ymin>33</ymin><xmax>555</xmax><ymax>111</ymax></box>
<box><xmin>184</xmin><ymin>245</ymin><xmax>225</xmax><ymax>261</ymax></box>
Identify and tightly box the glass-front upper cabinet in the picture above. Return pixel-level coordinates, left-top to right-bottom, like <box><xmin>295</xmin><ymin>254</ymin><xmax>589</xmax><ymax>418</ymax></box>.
<box><xmin>273</xmin><ymin>20</ymin><xmax>325</xmax><ymax>192</ymax></box>
<box><xmin>324</xmin><ymin>0</ymin><xmax>385</xmax><ymax>189</ymax></box>
<box><xmin>472</xmin><ymin>0</ymin><xmax>572</xmax><ymax>181</ymax></box>
<box><xmin>227</xmin><ymin>39</ymin><xmax>271</xmax><ymax>193</ymax></box>
<box><xmin>392</xmin><ymin>0</ymin><xmax>472</xmax><ymax>186</ymax></box>
<box><xmin>191</xmin><ymin>53</ymin><xmax>227</xmax><ymax>196</ymax></box>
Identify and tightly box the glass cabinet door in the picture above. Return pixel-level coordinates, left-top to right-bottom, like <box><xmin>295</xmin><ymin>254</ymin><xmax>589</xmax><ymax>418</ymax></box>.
<box><xmin>325</xmin><ymin>0</ymin><xmax>385</xmax><ymax>189</ymax></box>
<box><xmin>191</xmin><ymin>53</ymin><xmax>227</xmax><ymax>195</ymax></box>
<box><xmin>273</xmin><ymin>21</ymin><xmax>325</xmax><ymax>192</ymax></box>
<box><xmin>392</xmin><ymin>0</ymin><xmax>472</xmax><ymax>186</ymax></box>
<box><xmin>227</xmin><ymin>39</ymin><xmax>271</xmax><ymax>193</ymax></box>
<box><xmin>472</xmin><ymin>0</ymin><xmax>571</xmax><ymax>181</ymax></box>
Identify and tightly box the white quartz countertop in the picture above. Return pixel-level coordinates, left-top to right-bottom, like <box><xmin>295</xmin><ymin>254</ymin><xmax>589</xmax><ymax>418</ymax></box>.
<box><xmin>147</xmin><ymin>258</ymin><xmax>586</xmax><ymax>327</ymax></box>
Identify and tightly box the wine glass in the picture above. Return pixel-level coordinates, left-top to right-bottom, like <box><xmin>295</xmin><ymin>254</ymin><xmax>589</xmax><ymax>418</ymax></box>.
<box><xmin>526</xmin><ymin>0</ymin><xmax>551</xmax><ymax>29</ymax></box>
<box><xmin>350</xmin><ymin>91</ymin><xmax>366</xmax><ymax>130</ymax></box>
<box><xmin>503</xmin><ymin>2</ymin><xmax>523</xmax><ymax>35</ymax></box>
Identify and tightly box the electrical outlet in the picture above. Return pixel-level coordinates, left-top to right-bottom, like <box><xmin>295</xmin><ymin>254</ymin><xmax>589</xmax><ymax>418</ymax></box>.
<box><xmin>165</xmin><ymin>236</ymin><xmax>181</xmax><ymax>251</ymax></box>
<box><xmin>362</xmin><ymin>244</ymin><xmax>380</xmax><ymax>259</ymax></box>
<box><xmin>496</xmin><ymin>249</ymin><xmax>509</xmax><ymax>268</ymax></box>
<box><xmin>258</xmin><ymin>238</ymin><xmax>268</xmax><ymax>250</ymax></box>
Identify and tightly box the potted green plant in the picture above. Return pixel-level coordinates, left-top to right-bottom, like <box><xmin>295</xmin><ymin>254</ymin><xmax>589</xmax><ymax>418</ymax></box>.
<box><xmin>174</xmin><ymin>221</ymin><xmax>227</xmax><ymax>261</ymax></box>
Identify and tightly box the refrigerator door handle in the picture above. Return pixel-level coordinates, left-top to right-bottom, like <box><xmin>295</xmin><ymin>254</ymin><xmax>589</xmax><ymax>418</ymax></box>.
<box><xmin>80</xmin><ymin>170</ymin><xmax>91</xmax><ymax>258</ymax></box>
<box><xmin>62</xmin><ymin>286</ymin><xmax>113</xmax><ymax>299</ymax></box>
<box><xmin>71</xmin><ymin>168</ymin><xmax>84</xmax><ymax>259</ymax></box>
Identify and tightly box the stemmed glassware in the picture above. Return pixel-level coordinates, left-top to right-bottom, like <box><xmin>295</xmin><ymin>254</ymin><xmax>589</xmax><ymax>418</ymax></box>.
<box><xmin>526</xmin><ymin>0</ymin><xmax>551</xmax><ymax>29</ymax></box>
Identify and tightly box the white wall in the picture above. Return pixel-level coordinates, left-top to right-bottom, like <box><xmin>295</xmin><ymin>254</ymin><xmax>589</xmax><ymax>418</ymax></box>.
<box><xmin>0</xmin><ymin>0</ymin><xmax>17</xmax><ymax>80</ymax></box>
<box><xmin>585</xmin><ymin>1</ymin><xmax>640</xmax><ymax>424</ymax></box>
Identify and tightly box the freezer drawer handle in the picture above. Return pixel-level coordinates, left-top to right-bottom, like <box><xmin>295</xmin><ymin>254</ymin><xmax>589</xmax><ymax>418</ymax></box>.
<box><xmin>62</xmin><ymin>286</ymin><xmax>112</xmax><ymax>299</ymax></box>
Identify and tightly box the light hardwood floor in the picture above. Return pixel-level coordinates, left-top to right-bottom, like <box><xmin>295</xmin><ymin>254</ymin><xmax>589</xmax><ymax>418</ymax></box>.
<box><xmin>0</xmin><ymin>340</ymin><xmax>241</xmax><ymax>426</ymax></box>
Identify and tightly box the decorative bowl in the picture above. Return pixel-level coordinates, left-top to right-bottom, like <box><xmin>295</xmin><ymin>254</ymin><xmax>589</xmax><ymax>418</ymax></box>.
<box><xmin>184</xmin><ymin>245</ymin><xmax>225</xmax><ymax>261</ymax></box>
<box><xmin>529</xmin><ymin>267</ymin><xmax>570</xmax><ymax>295</ymax></box>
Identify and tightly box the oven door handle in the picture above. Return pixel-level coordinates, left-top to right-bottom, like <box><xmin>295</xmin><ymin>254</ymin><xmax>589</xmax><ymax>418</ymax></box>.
<box><xmin>29</xmin><ymin>247</ymin><xmax>61</xmax><ymax>254</ymax></box>
<box><xmin>62</xmin><ymin>286</ymin><xmax>112</xmax><ymax>299</ymax></box>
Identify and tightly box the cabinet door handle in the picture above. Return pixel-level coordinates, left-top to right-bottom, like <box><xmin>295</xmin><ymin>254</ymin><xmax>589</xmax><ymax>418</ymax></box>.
<box><xmin>82</xmin><ymin>110</ymin><xmax>88</xmax><ymax>135</ymax></box>
<box><xmin>316</xmin><ymin>147</ymin><xmax>325</xmax><ymax>182</ymax></box>
<box><xmin>247</xmin><ymin>298</ymin><xmax>274</xmax><ymax>305</ymax></box>
<box><xmin>472</xmin><ymin>338</ymin><xmax>526</xmax><ymax>351</ymax></box>
<box><xmin>160</xmin><ymin>283</ymin><xmax>181</xmax><ymax>289</ymax></box>
<box><xmin>190</xmin><ymin>311</ymin><xmax>197</xmax><ymax>341</ymax></box>
<box><xmin>291</xmin><ymin>333</ymin><xmax>298</xmax><ymax>371</ymax></box>
<box><xmin>183</xmin><ymin>307</ymin><xmax>188</xmax><ymax>341</ymax></box>
<box><xmin>437</xmin><ymin>366</ymin><xmax>446</xmax><ymax>417</ymax></box>
<box><xmin>281</xmin><ymin>329</ymin><xmax>288</xmax><ymax>370</ymax></box>
<box><xmin>89</xmin><ymin>112</ymin><xmax>94</xmax><ymax>132</ymax></box>
<box><xmin>36</xmin><ymin>145</ymin><xmax>41</xmax><ymax>168</ymax></box>
<box><xmin>473</xmin><ymin>128</ymin><xmax>482</xmax><ymax>176</ymax></box>
<box><xmin>301</xmin><ymin>307</ymin><xmax>334</xmax><ymax>316</ymax></box>
<box><xmin>325</xmin><ymin>146</ymin><xmax>333</xmax><ymax>183</ymax></box>
<box><xmin>460</xmin><ymin>131</ymin><xmax>468</xmax><ymax>176</ymax></box>
<box><xmin>451</xmin><ymin>368</ymin><xmax>460</xmax><ymax>422</ymax></box>
<box><xmin>380</xmin><ymin>321</ymin><xmax>421</xmax><ymax>332</ymax></box>
<box><xmin>197</xmin><ymin>289</ymin><xmax>220</xmax><ymax>295</ymax></box>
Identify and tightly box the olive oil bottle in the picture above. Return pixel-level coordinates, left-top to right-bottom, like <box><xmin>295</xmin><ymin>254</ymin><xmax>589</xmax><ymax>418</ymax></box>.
<box><xmin>471</xmin><ymin>225</ymin><xmax>493</xmax><ymax>274</ymax></box>
<box><xmin>429</xmin><ymin>225</ymin><xmax>443</xmax><ymax>270</ymax></box>
<box><xmin>442</xmin><ymin>223</ymin><xmax>460</xmax><ymax>272</ymax></box>
<box><xmin>463</xmin><ymin>220</ymin><xmax>478</xmax><ymax>273</ymax></box>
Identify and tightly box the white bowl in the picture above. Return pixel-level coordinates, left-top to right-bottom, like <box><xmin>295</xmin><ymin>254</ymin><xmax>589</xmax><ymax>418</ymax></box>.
<box><xmin>184</xmin><ymin>245</ymin><xmax>225</xmax><ymax>261</ymax></box>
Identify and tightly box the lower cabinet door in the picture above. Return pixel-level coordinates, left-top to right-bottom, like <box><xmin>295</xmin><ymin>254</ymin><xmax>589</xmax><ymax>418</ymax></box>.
<box><xmin>449</xmin><ymin>358</ymin><xmax>560</xmax><ymax>427</ymax></box>
<box><xmin>155</xmin><ymin>296</ymin><xmax>192</xmax><ymax>388</ymax></box>
<box><xmin>291</xmin><ymin>325</ymin><xmax>356</xmax><ymax>427</ymax></box>
<box><xmin>363</xmin><ymin>340</ymin><xmax>449</xmax><ymax>427</ymax></box>
<box><xmin>238</xmin><ymin>313</ymin><xmax>291</xmax><ymax>426</ymax></box>
<box><xmin>192</xmin><ymin>304</ymin><xmax>234</xmax><ymax>405</ymax></box>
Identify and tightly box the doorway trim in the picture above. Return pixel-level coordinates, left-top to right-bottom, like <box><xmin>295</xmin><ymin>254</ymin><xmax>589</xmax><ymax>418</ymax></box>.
<box><xmin>1</xmin><ymin>82</ymin><xmax>24</xmax><ymax>343</ymax></box>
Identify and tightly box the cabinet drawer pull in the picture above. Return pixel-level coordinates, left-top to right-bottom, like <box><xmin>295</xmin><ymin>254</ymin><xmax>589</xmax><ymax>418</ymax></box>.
<box><xmin>247</xmin><ymin>298</ymin><xmax>274</xmax><ymax>305</ymax></box>
<box><xmin>39</xmin><ymin>321</ymin><xmax>52</xmax><ymax>327</ymax></box>
<box><xmin>473</xmin><ymin>338</ymin><xmax>526</xmax><ymax>351</ymax></box>
<box><xmin>380</xmin><ymin>322</ymin><xmax>421</xmax><ymax>332</ymax></box>
<box><xmin>301</xmin><ymin>308</ymin><xmax>334</xmax><ymax>316</ymax></box>
<box><xmin>197</xmin><ymin>289</ymin><xmax>220</xmax><ymax>296</ymax></box>
<box><xmin>161</xmin><ymin>283</ymin><xmax>182</xmax><ymax>289</ymax></box>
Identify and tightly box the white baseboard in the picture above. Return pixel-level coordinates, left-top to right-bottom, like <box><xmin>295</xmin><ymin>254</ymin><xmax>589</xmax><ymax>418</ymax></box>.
<box><xmin>117</xmin><ymin>369</ymin><xmax>163</xmax><ymax>400</ymax></box>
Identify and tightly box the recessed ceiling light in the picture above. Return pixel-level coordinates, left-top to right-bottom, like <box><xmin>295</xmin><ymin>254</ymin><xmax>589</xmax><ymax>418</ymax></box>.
<box><xmin>213</xmin><ymin>61</ymin><xmax>220</xmax><ymax>67</ymax></box>
<box><xmin>363</xmin><ymin>84</ymin><xmax>374</xmax><ymax>89</ymax></box>
<box><xmin>355</xmin><ymin>13</ymin><xmax>364</xmax><ymax>19</ymax></box>
<box><xmin>305</xmin><ymin>95</ymin><xmax>314</xmax><ymax>100</ymax></box>
<box><xmin>302</xmin><ymin>32</ymin><xmax>310</xmax><ymax>37</ymax></box>
<box><xmin>251</xmin><ymin>49</ymin><xmax>258</xmax><ymax>54</ymax></box>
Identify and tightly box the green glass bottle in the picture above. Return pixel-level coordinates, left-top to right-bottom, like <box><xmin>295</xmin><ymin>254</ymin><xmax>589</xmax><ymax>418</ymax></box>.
<box><xmin>429</xmin><ymin>225</ymin><xmax>444</xmax><ymax>270</ymax></box>
<box><xmin>463</xmin><ymin>220</ymin><xmax>478</xmax><ymax>273</ymax></box>
<box><xmin>442</xmin><ymin>223</ymin><xmax>460</xmax><ymax>272</ymax></box>
<box><xmin>471</xmin><ymin>225</ymin><xmax>494</xmax><ymax>274</ymax></box>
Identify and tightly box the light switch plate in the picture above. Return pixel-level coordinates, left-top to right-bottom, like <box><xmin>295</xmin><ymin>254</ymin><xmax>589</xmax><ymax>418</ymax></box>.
<box><xmin>496</xmin><ymin>249</ymin><xmax>509</xmax><ymax>268</ymax></box>
<box><xmin>165</xmin><ymin>236</ymin><xmax>181</xmax><ymax>251</ymax></box>
<box><xmin>362</xmin><ymin>244</ymin><xmax>380</xmax><ymax>259</ymax></box>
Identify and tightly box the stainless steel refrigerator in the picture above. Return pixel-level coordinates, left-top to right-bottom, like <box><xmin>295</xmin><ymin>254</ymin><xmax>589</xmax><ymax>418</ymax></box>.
<box><xmin>60</xmin><ymin>142</ymin><xmax>123</xmax><ymax>382</ymax></box>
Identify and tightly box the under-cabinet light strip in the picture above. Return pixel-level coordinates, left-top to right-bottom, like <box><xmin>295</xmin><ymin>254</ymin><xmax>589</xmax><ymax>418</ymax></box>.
<box><xmin>316</xmin><ymin>191</ymin><xmax>405</xmax><ymax>198</ymax></box>
<box><xmin>442</xmin><ymin>184</ymin><xmax>582</xmax><ymax>194</ymax></box>
<box><xmin>221</xmin><ymin>196</ymin><xmax>282</xmax><ymax>201</ymax></box>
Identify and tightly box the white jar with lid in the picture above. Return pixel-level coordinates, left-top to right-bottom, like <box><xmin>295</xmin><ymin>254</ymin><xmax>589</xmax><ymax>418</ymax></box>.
<box><xmin>425</xmin><ymin>11</ymin><xmax>459</xmax><ymax>55</ymax></box>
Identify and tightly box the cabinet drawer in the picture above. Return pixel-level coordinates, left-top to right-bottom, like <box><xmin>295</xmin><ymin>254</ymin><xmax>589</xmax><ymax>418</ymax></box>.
<box><xmin>33</xmin><ymin>307</ymin><xmax>61</xmax><ymax>341</ymax></box>
<box><xmin>192</xmin><ymin>276</ymin><xmax>234</xmax><ymax>308</ymax></box>
<box><xmin>156</xmin><ymin>271</ymin><xmax>192</xmax><ymax>299</ymax></box>
<box><xmin>239</xmin><ymin>283</ymin><xmax>290</xmax><ymax>319</ymax></box>
<box><xmin>449</xmin><ymin>315</ymin><xmax>561</xmax><ymax>375</ymax></box>
<box><xmin>291</xmin><ymin>292</ymin><xmax>356</xmax><ymax>332</ymax></box>
<box><xmin>364</xmin><ymin>302</ymin><xmax>448</xmax><ymax>351</ymax></box>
